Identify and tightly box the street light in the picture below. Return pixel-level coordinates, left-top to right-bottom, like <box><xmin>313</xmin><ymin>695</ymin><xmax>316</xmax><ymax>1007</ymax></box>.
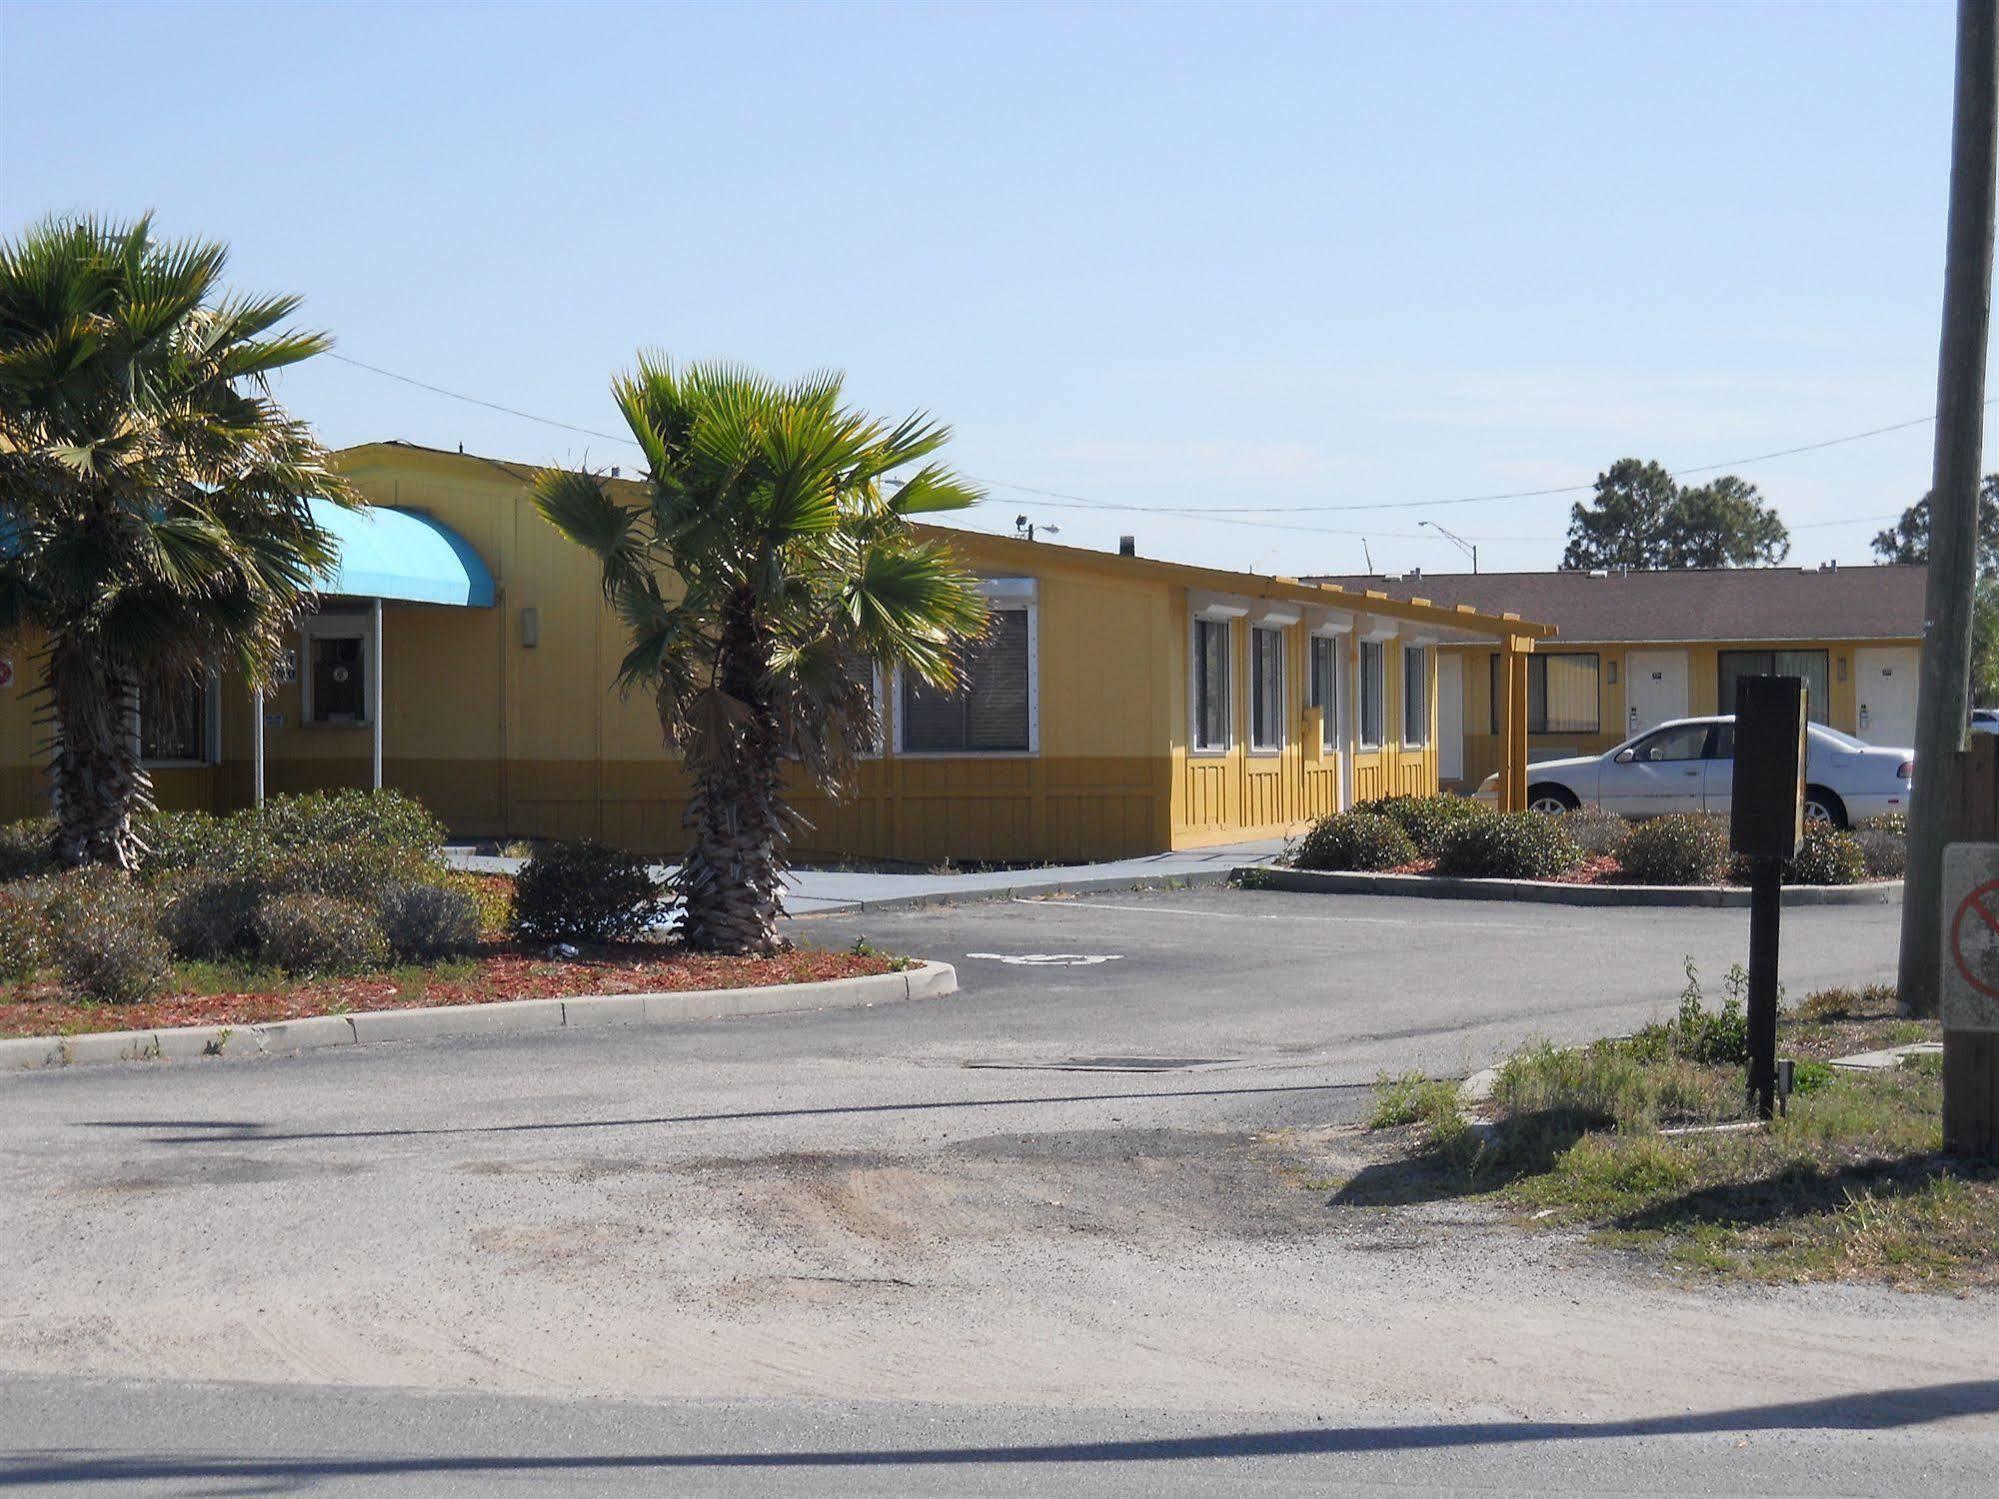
<box><xmin>1419</xmin><ymin>519</ymin><xmax>1478</xmax><ymax>573</ymax></box>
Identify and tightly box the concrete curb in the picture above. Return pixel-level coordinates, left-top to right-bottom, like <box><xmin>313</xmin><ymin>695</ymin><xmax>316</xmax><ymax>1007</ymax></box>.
<box><xmin>802</xmin><ymin>869</ymin><xmax>1238</xmax><ymax>915</ymax></box>
<box><xmin>0</xmin><ymin>961</ymin><xmax>956</xmax><ymax>1074</ymax></box>
<box><xmin>1234</xmin><ymin>865</ymin><xmax>1902</xmax><ymax>909</ymax></box>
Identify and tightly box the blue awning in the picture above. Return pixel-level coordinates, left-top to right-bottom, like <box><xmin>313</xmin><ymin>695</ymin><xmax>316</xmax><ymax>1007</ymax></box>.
<box><xmin>310</xmin><ymin>500</ymin><xmax>495</xmax><ymax>607</ymax></box>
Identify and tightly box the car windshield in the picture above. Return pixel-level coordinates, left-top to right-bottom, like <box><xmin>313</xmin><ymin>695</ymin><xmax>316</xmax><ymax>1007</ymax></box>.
<box><xmin>1809</xmin><ymin>724</ymin><xmax>1869</xmax><ymax>751</ymax></box>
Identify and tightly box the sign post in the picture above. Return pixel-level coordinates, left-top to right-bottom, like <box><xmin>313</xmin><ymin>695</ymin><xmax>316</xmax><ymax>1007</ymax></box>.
<box><xmin>1940</xmin><ymin>735</ymin><xmax>1999</xmax><ymax>1159</ymax></box>
<box><xmin>1730</xmin><ymin>676</ymin><xmax>1807</xmax><ymax>1121</ymax></box>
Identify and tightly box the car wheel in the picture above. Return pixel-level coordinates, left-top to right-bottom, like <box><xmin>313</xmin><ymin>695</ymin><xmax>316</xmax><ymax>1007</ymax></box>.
<box><xmin>1527</xmin><ymin>785</ymin><xmax>1579</xmax><ymax>815</ymax></box>
<box><xmin>1803</xmin><ymin>786</ymin><xmax>1848</xmax><ymax>829</ymax></box>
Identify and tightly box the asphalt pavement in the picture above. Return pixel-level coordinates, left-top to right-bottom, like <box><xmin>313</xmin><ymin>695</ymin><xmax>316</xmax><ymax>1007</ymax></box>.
<box><xmin>5</xmin><ymin>884</ymin><xmax>1985</xmax><ymax>1498</ymax></box>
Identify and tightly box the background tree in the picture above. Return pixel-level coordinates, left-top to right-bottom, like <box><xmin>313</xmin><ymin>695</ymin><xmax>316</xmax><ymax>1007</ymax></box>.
<box><xmin>0</xmin><ymin>215</ymin><xmax>356</xmax><ymax>868</ymax></box>
<box><xmin>534</xmin><ymin>359</ymin><xmax>989</xmax><ymax>955</ymax></box>
<box><xmin>1870</xmin><ymin>473</ymin><xmax>1999</xmax><ymax>577</ymax></box>
<box><xmin>1872</xmin><ymin>474</ymin><xmax>1999</xmax><ymax>703</ymax></box>
<box><xmin>1661</xmin><ymin>474</ymin><xmax>1791</xmax><ymax>567</ymax></box>
<box><xmin>1563</xmin><ymin>458</ymin><xmax>1791</xmax><ymax>570</ymax></box>
<box><xmin>1561</xmin><ymin>458</ymin><xmax>1678</xmax><ymax>569</ymax></box>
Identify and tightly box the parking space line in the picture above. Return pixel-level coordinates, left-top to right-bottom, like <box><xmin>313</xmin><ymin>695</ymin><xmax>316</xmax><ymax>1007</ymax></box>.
<box><xmin>1009</xmin><ymin>897</ymin><xmax>1551</xmax><ymax>932</ymax></box>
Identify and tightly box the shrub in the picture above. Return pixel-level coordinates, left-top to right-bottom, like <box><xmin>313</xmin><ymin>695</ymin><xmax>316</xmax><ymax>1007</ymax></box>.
<box><xmin>0</xmin><ymin>890</ymin><xmax>50</xmax><ymax>981</ymax></box>
<box><xmin>1618</xmin><ymin>813</ymin><xmax>1730</xmax><ymax>885</ymax></box>
<box><xmin>1786</xmin><ymin>825</ymin><xmax>1867</xmax><ymax>887</ymax></box>
<box><xmin>376</xmin><ymin>882</ymin><xmax>481</xmax><ymax>961</ymax></box>
<box><xmin>135</xmin><ymin>809</ymin><xmax>263</xmax><ymax>879</ymax></box>
<box><xmin>1290</xmin><ymin>811</ymin><xmax>1417</xmax><ymax>872</ymax></box>
<box><xmin>255</xmin><ymin>789</ymin><xmax>448</xmax><ymax>864</ymax></box>
<box><xmin>42</xmin><ymin>872</ymin><xmax>174</xmax><ymax>1002</ymax></box>
<box><xmin>158</xmin><ymin>872</ymin><xmax>264</xmax><ymax>960</ymax></box>
<box><xmin>1434</xmin><ymin>811</ymin><xmax>1582</xmax><ymax>880</ymax></box>
<box><xmin>0</xmin><ymin>817</ymin><xmax>55</xmax><ymax>883</ymax></box>
<box><xmin>1358</xmin><ymin>794</ymin><xmax>1493</xmax><ymax>856</ymax></box>
<box><xmin>255</xmin><ymin>892</ymin><xmax>390</xmax><ymax>976</ymax></box>
<box><xmin>1854</xmin><ymin>817</ymin><xmax>1907</xmax><ymax>879</ymax></box>
<box><xmin>137</xmin><ymin>791</ymin><xmax>446</xmax><ymax>899</ymax></box>
<box><xmin>1554</xmin><ymin>807</ymin><xmax>1630</xmax><ymax>859</ymax></box>
<box><xmin>509</xmin><ymin>839</ymin><xmax>665</xmax><ymax>944</ymax></box>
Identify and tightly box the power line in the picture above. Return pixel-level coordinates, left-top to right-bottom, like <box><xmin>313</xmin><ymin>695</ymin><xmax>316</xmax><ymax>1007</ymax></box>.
<box><xmin>319</xmin><ymin>348</ymin><xmax>1942</xmax><ymax>540</ymax></box>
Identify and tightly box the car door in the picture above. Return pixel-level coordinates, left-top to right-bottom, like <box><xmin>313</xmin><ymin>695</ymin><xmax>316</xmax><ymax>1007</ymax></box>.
<box><xmin>1599</xmin><ymin>722</ymin><xmax>1713</xmax><ymax>815</ymax></box>
<box><xmin>1702</xmin><ymin>722</ymin><xmax>1735</xmax><ymax>816</ymax></box>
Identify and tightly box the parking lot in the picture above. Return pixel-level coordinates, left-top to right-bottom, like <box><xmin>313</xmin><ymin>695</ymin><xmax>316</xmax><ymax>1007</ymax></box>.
<box><xmin>794</xmin><ymin>883</ymin><xmax>1904</xmax><ymax>1093</ymax></box>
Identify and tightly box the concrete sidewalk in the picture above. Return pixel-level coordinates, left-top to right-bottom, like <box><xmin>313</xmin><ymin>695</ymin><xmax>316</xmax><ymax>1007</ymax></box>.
<box><xmin>445</xmin><ymin>839</ymin><xmax>1290</xmax><ymax>915</ymax></box>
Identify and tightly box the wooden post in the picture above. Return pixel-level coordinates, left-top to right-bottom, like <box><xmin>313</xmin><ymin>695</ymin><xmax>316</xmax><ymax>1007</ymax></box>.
<box><xmin>1944</xmin><ymin>734</ymin><xmax>1999</xmax><ymax>1158</ymax></box>
<box><xmin>1496</xmin><ymin>642</ymin><xmax>1518</xmax><ymax>811</ymax></box>
<box><xmin>1900</xmin><ymin>0</ymin><xmax>1999</xmax><ymax>1016</ymax></box>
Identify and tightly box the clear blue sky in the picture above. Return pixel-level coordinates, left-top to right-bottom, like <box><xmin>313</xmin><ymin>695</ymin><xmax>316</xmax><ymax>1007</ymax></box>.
<box><xmin>0</xmin><ymin>0</ymin><xmax>1983</xmax><ymax>576</ymax></box>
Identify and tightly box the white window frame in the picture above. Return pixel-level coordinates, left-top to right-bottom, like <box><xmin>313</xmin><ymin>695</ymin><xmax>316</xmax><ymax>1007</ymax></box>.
<box><xmin>1248</xmin><ymin>625</ymin><xmax>1286</xmax><ymax>755</ymax></box>
<box><xmin>1189</xmin><ymin>594</ymin><xmax>1248</xmax><ymax>757</ymax></box>
<box><xmin>301</xmin><ymin>610</ymin><xmax>377</xmax><ymax>729</ymax></box>
<box><xmin>1402</xmin><ymin>641</ymin><xmax>1431</xmax><ymax>749</ymax></box>
<box><xmin>1357</xmin><ymin>622</ymin><xmax>1396</xmax><ymax>750</ymax></box>
<box><xmin>1308</xmin><ymin>632</ymin><xmax>1341</xmax><ymax>753</ymax></box>
<box><xmin>137</xmin><ymin>670</ymin><xmax>222</xmax><ymax>769</ymax></box>
<box><xmin>892</xmin><ymin>578</ymin><xmax>1038</xmax><ymax>757</ymax></box>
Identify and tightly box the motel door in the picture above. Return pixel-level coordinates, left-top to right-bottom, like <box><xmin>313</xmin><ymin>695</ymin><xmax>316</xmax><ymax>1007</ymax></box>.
<box><xmin>1854</xmin><ymin>648</ymin><xmax>1919</xmax><ymax>746</ymax></box>
<box><xmin>1436</xmin><ymin>653</ymin><xmax>1464</xmax><ymax>783</ymax></box>
<box><xmin>1624</xmin><ymin>650</ymin><xmax>1689</xmax><ymax>737</ymax></box>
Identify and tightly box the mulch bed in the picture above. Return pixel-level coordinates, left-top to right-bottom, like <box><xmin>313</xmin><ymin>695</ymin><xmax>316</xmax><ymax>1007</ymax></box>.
<box><xmin>1382</xmin><ymin>853</ymin><xmax>1631</xmax><ymax>885</ymax></box>
<box><xmin>0</xmin><ymin>943</ymin><xmax>898</xmax><ymax>1040</ymax></box>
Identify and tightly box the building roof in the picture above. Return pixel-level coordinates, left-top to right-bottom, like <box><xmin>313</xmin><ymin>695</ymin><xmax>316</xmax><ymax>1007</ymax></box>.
<box><xmin>334</xmin><ymin>442</ymin><xmax>1558</xmax><ymax>641</ymax></box>
<box><xmin>1303</xmin><ymin>565</ymin><xmax>1927</xmax><ymax>646</ymax></box>
<box><xmin>308</xmin><ymin>497</ymin><xmax>496</xmax><ymax>607</ymax></box>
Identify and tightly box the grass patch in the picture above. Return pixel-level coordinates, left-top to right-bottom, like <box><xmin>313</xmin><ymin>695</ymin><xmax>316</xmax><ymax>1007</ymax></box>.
<box><xmin>1349</xmin><ymin>982</ymin><xmax>1993</xmax><ymax>1290</ymax></box>
<box><xmin>1368</xmin><ymin>1072</ymin><xmax>1462</xmax><ymax>1130</ymax></box>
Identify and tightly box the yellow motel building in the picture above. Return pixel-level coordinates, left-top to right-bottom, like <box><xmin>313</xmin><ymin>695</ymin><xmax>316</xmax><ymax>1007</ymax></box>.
<box><xmin>1312</xmin><ymin>565</ymin><xmax>1930</xmax><ymax>793</ymax></box>
<box><xmin>0</xmin><ymin>443</ymin><xmax>1555</xmax><ymax>862</ymax></box>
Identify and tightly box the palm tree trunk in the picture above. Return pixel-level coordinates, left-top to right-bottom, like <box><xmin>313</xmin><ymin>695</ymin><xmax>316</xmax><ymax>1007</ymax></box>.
<box><xmin>673</xmin><ymin>590</ymin><xmax>790</xmax><ymax>955</ymax></box>
<box><xmin>46</xmin><ymin>645</ymin><xmax>150</xmax><ymax>871</ymax></box>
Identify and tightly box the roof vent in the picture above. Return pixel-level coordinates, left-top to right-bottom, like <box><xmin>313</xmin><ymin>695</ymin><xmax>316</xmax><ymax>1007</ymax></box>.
<box><xmin>1588</xmin><ymin>568</ymin><xmax>1609</xmax><ymax>579</ymax></box>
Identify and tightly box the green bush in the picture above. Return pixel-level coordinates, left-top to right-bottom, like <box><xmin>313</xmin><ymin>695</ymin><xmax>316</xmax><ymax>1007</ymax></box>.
<box><xmin>1786</xmin><ymin>825</ymin><xmax>1867</xmax><ymax>887</ymax></box>
<box><xmin>158</xmin><ymin>872</ymin><xmax>264</xmax><ymax>960</ymax></box>
<box><xmin>1632</xmin><ymin>958</ymin><xmax>1751</xmax><ymax>1066</ymax></box>
<box><xmin>509</xmin><ymin>840</ymin><xmax>665</xmax><ymax>944</ymax></box>
<box><xmin>1435</xmin><ymin>811</ymin><xmax>1582</xmax><ymax>879</ymax></box>
<box><xmin>1554</xmin><ymin>807</ymin><xmax>1630</xmax><ymax>859</ymax></box>
<box><xmin>1854</xmin><ymin>817</ymin><xmax>1907</xmax><ymax>879</ymax></box>
<box><xmin>0</xmin><ymin>818</ymin><xmax>55</xmax><ymax>883</ymax></box>
<box><xmin>0</xmin><ymin>890</ymin><xmax>50</xmax><ymax>981</ymax></box>
<box><xmin>42</xmin><ymin>873</ymin><xmax>174</xmax><ymax>1002</ymax></box>
<box><xmin>138</xmin><ymin>791</ymin><xmax>445</xmax><ymax>895</ymax></box>
<box><xmin>376</xmin><ymin>882</ymin><xmax>482</xmax><ymax>961</ymax></box>
<box><xmin>254</xmin><ymin>892</ymin><xmax>390</xmax><ymax>976</ymax></box>
<box><xmin>1618</xmin><ymin>813</ymin><xmax>1730</xmax><ymax>885</ymax></box>
<box><xmin>1357</xmin><ymin>794</ymin><xmax>1494</xmax><ymax>856</ymax></box>
<box><xmin>1291</xmin><ymin>811</ymin><xmax>1417</xmax><ymax>872</ymax></box>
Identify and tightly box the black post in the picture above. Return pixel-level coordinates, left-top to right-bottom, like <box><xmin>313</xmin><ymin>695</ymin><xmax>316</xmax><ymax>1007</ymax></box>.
<box><xmin>1730</xmin><ymin>674</ymin><xmax>1808</xmax><ymax>1122</ymax></box>
<box><xmin>1747</xmin><ymin>856</ymin><xmax>1783</xmax><ymax>1119</ymax></box>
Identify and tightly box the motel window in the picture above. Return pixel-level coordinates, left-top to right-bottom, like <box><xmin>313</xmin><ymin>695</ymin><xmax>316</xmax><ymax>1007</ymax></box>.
<box><xmin>1250</xmin><ymin>627</ymin><xmax>1284</xmax><ymax>753</ymax></box>
<box><xmin>1489</xmin><ymin>653</ymin><xmax>1602</xmax><ymax>735</ymax></box>
<box><xmin>1308</xmin><ymin>635</ymin><xmax>1339</xmax><ymax>752</ymax></box>
<box><xmin>302</xmin><ymin>613</ymin><xmax>374</xmax><ymax>727</ymax></box>
<box><xmin>1359</xmin><ymin>641</ymin><xmax>1385</xmax><ymax>747</ymax></box>
<box><xmin>901</xmin><ymin>607</ymin><xmax>1033</xmax><ymax>753</ymax></box>
<box><xmin>139</xmin><ymin>675</ymin><xmax>217</xmax><ymax>765</ymax></box>
<box><xmin>1717</xmin><ymin>650</ymin><xmax>1829</xmax><ymax>724</ymax></box>
<box><xmin>1191</xmin><ymin>616</ymin><xmax>1231</xmax><ymax>753</ymax></box>
<box><xmin>1402</xmin><ymin>645</ymin><xmax>1429</xmax><ymax>748</ymax></box>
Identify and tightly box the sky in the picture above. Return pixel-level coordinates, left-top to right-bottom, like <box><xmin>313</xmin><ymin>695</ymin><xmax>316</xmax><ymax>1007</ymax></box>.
<box><xmin>0</xmin><ymin>0</ymin><xmax>1985</xmax><ymax>578</ymax></box>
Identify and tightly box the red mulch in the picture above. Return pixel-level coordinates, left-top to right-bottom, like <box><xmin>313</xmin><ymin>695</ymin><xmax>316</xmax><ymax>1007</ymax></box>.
<box><xmin>0</xmin><ymin>942</ymin><xmax>898</xmax><ymax>1040</ymax></box>
<box><xmin>1384</xmin><ymin>853</ymin><xmax>1676</xmax><ymax>885</ymax></box>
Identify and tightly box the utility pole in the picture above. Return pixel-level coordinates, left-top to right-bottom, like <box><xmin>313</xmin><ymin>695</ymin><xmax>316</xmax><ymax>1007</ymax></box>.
<box><xmin>1900</xmin><ymin>0</ymin><xmax>1999</xmax><ymax>1017</ymax></box>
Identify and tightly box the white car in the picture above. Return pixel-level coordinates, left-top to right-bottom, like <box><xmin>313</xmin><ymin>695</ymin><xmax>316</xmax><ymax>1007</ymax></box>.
<box><xmin>1475</xmin><ymin>715</ymin><xmax>1912</xmax><ymax>827</ymax></box>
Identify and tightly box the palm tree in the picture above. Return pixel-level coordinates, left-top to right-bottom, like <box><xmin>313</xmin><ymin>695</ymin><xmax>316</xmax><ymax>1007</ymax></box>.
<box><xmin>0</xmin><ymin>215</ymin><xmax>356</xmax><ymax>868</ymax></box>
<box><xmin>534</xmin><ymin>359</ymin><xmax>989</xmax><ymax>955</ymax></box>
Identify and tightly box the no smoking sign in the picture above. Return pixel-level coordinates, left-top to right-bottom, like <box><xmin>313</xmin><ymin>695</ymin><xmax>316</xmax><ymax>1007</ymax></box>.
<box><xmin>1942</xmin><ymin>844</ymin><xmax>1999</xmax><ymax>1030</ymax></box>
